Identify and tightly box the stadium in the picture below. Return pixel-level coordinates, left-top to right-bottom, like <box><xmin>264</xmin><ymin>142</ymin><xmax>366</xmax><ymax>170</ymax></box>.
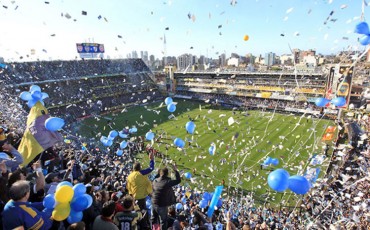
<box><xmin>1</xmin><ymin>51</ymin><xmax>369</xmax><ymax>229</ymax></box>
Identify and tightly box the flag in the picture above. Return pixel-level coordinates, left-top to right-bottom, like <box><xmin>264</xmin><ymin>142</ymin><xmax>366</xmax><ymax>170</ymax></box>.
<box><xmin>18</xmin><ymin>102</ymin><xmax>63</xmax><ymax>166</ymax></box>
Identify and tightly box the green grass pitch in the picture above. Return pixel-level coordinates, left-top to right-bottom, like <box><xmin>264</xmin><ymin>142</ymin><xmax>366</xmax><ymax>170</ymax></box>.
<box><xmin>78</xmin><ymin>100</ymin><xmax>335</xmax><ymax>207</ymax></box>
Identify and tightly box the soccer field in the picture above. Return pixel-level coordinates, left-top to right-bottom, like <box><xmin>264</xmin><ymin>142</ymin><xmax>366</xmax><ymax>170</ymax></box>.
<box><xmin>78</xmin><ymin>100</ymin><xmax>335</xmax><ymax>207</ymax></box>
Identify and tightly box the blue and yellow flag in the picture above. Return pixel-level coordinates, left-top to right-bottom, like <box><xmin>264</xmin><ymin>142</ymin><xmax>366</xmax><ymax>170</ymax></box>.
<box><xmin>18</xmin><ymin>102</ymin><xmax>63</xmax><ymax>166</ymax></box>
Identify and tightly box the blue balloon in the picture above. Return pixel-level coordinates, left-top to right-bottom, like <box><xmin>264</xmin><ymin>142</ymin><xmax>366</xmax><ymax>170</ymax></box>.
<box><xmin>109</xmin><ymin>130</ymin><xmax>118</xmax><ymax>138</ymax></box>
<box><xmin>181</xmin><ymin>197</ymin><xmax>187</xmax><ymax>203</ymax></box>
<box><xmin>120</xmin><ymin>141</ymin><xmax>128</xmax><ymax>149</ymax></box>
<box><xmin>331</xmin><ymin>97</ymin><xmax>346</xmax><ymax>107</ymax></box>
<box><xmin>31</xmin><ymin>90</ymin><xmax>42</xmax><ymax>101</ymax></box>
<box><xmin>167</xmin><ymin>103</ymin><xmax>176</xmax><ymax>113</ymax></box>
<box><xmin>174</xmin><ymin>138</ymin><xmax>185</xmax><ymax>148</ymax></box>
<box><xmin>0</xmin><ymin>152</ymin><xmax>10</xmax><ymax>160</ymax></box>
<box><xmin>264</xmin><ymin>157</ymin><xmax>272</xmax><ymax>165</ymax></box>
<box><xmin>145</xmin><ymin>132</ymin><xmax>155</xmax><ymax>141</ymax></box>
<box><xmin>271</xmin><ymin>158</ymin><xmax>279</xmax><ymax>166</ymax></box>
<box><xmin>359</xmin><ymin>35</ymin><xmax>370</xmax><ymax>46</ymax></box>
<box><xmin>209</xmin><ymin>146</ymin><xmax>216</xmax><ymax>156</ymax></box>
<box><xmin>185</xmin><ymin>121</ymin><xmax>196</xmax><ymax>134</ymax></box>
<box><xmin>146</xmin><ymin>198</ymin><xmax>152</xmax><ymax>209</ymax></box>
<box><xmin>315</xmin><ymin>97</ymin><xmax>330</xmax><ymax>107</ymax></box>
<box><xmin>355</xmin><ymin>21</ymin><xmax>370</xmax><ymax>34</ymax></box>
<box><xmin>103</xmin><ymin>139</ymin><xmax>113</xmax><ymax>147</ymax></box>
<box><xmin>30</xmin><ymin>85</ymin><xmax>41</xmax><ymax>93</ymax></box>
<box><xmin>184</xmin><ymin>172</ymin><xmax>192</xmax><ymax>179</ymax></box>
<box><xmin>73</xmin><ymin>183</ymin><xmax>86</xmax><ymax>198</ymax></box>
<box><xmin>20</xmin><ymin>91</ymin><xmax>32</xmax><ymax>101</ymax></box>
<box><xmin>41</xmin><ymin>92</ymin><xmax>49</xmax><ymax>100</ymax></box>
<box><xmin>100</xmin><ymin>136</ymin><xmax>107</xmax><ymax>142</ymax></box>
<box><xmin>130</xmin><ymin>127</ymin><xmax>138</xmax><ymax>133</ymax></box>
<box><xmin>119</xmin><ymin>132</ymin><xmax>128</xmax><ymax>138</ymax></box>
<box><xmin>27</xmin><ymin>99</ymin><xmax>38</xmax><ymax>108</ymax></box>
<box><xmin>116</xmin><ymin>149</ymin><xmax>123</xmax><ymax>156</ymax></box>
<box><xmin>165</xmin><ymin>97</ymin><xmax>173</xmax><ymax>105</ymax></box>
<box><xmin>71</xmin><ymin>195</ymin><xmax>89</xmax><ymax>212</ymax></box>
<box><xmin>267</xmin><ymin>169</ymin><xmax>290</xmax><ymax>192</ymax></box>
<box><xmin>43</xmin><ymin>194</ymin><xmax>55</xmax><ymax>210</ymax></box>
<box><xmin>45</xmin><ymin>117</ymin><xmax>65</xmax><ymax>131</ymax></box>
<box><xmin>288</xmin><ymin>175</ymin><xmax>310</xmax><ymax>195</ymax></box>
<box><xmin>199</xmin><ymin>199</ymin><xmax>208</xmax><ymax>209</ymax></box>
<box><xmin>67</xmin><ymin>210</ymin><xmax>83</xmax><ymax>224</ymax></box>
<box><xmin>203</xmin><ymin>192</ymin><xmax>212</xmax><ymax>201</ymax></box>
<box><xmin>57</xmin><ymin>181</ymin><xmax>73</xmax><ymax>189</ymax></box>
<box><xmin>175</xmin><ymin>203</ymin><xmax>183</xmax><ymax>210</ymax></box>
<box><xmin>85</xmin><ymin>194</ymin><xmax>93</xmax><ymax>208</ymax></box>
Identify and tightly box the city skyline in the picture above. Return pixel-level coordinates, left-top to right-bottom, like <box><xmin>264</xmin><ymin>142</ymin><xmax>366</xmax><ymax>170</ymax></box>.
<box><xmin>0</xmin><ymin>0</ymin><xmax>367</xmax><ymax>62</ymax></box>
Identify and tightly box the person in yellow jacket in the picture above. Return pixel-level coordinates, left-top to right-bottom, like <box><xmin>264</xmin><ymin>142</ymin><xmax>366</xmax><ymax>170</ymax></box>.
<box><xmin>126</xmin><ymin>151</ymin><xmax>154</xmax><ymax>229</ymax></box>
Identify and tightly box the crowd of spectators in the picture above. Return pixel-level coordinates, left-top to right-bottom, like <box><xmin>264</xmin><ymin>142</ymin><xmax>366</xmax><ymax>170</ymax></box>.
<box><xmin>0</xmin><ymin>60</ymin><xmax>369</xmax><ymax>229</ymax></box>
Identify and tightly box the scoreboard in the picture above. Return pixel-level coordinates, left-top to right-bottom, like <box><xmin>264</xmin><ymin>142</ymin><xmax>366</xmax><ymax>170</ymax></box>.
<box><xmin>76</xmin><ymin>43</ymin><xmax>105</xmax><ymax>59</ymax></box>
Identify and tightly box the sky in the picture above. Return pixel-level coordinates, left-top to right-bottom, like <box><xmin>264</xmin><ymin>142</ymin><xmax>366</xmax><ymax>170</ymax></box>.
<box><xmin>0</xmin><ymin>0</ymin><xmax>367</xmax><ymax>61</ymax></box>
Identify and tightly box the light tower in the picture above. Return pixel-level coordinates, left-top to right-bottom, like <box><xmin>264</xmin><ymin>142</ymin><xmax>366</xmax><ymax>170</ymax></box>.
<box><xmin>163</xmin><ymin>33</ymin><xmax>167</xmax><ymax>66</ymax></box>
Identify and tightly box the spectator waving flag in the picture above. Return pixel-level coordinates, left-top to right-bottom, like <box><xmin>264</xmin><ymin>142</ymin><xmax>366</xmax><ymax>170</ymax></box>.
<box><xmin>18</xmin><ymin>102</ymin><xmax>63</xmax><ymax>166</ymax></box>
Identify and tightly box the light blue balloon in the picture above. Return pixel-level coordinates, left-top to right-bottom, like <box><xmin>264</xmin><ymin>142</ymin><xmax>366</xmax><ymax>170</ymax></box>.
<box><xmin>315</xmin><ymin>98</ymin><xmax>330</xmax><ymax>107</ymax></box>
<box><xmin>30</xmin><ymin>85</ymin><xmax>41</xmax><ymax>93</ymax></box>
<box><xmin>119</xmin><ymin>132</ymin><xmax>128</xmax><ymax>138</ymax></box>
<box><xmin>145</xmin><ymin>132</ymin><xmax>155</xmax><ymax>141</ymax></box>
<box><xmin>120</xmin><ymin>141</ymin><xmax>128</xmax><ymax>149</ymax></box>
<box><xmin>167</xmin><ymin>103</ymin><xmax>176</xmax><ymax>113</ymax></box>
<box><xmin>164</xmin><ymin>97</ymin><xmax>173</xmax><ymax>105</ymax></box>
<box><xmin>27</xmin><ymin>99</ymin><xmax>38</xmax><ymax>108</ymax></box>
<box><xmin>355</xmin><ymin>21</ymin><xmax>370</xmax><ymax>34</ymax></box>
<box><xmin>45</xmin><ymin>117</ymin><xmax>65</xmax><ymax>131</ymax></box>
<box><xmin>43</xmin><ymin>194</ymin><xmax>55</xmax><ymax>210</ymax></box>
<box><xmin>131</xmin><ymin>127</ymin><xmax>137</xmax><ymax>133</ymax></box>
<box><xmin>103</xmin><ymin>139</ymin><xmax>113</xmax><ymax>147</ymax></box>
<box><xmin>116</xmin><ymin>149</ymin><xmax>123</xmax><ymax>156</ymax></box>
<box><xmin>184</xmin><ymin>172</ymin><xmax>192</xmax><ymax>179</ymax></box>
<box><xmin>41</xmin><ymin>92</ymin><xmax>49</xmax><ymax>100</ymax></box>
<box><xmin>57</xmin><ymin>181</ymin><xmax>73</xmax><ymax>189</ymax></box>
<box><xmin>175</xmin><ymin>203</ymin><xmax>183</xmax><ymax>210</ymax></box>
<box><xmin>267</xmin><ymin>169</ymin><xmax>290</xmax><ymax>192</ymax></box>
<box><xmin>85</xmin><ymin>194</ymin><xmax>93</xmax><ymax>208</ymax></box>
<box><xmin>359</xmin><ymin>35</ymin><xmax>370</xmax><ymax>46</ymax></box>
<box><xmin>288</xmin><ymin>175</ymin><xmax>310</xmax><ymax>195</ymax></box>
<box><xmin>0</xmin><ymin>152</ymin><xmax>10</xmax><ymax>160</ymax></box>
<box><xmin>331</xmin><ymin>97</ymin><xmax>346</xmax><ymax>107</ymax></box>
<box><xmin>67</xmin><ymin>210</ymin><xmax>83</xmax><ymax>224</ymax></box>
<box><xmin>271</xmin><ymin>158</ymin><xmax>279</xmax><ymax>166</ymax></box>
<box><xmin>209</xmin><ymin>146</ymin><xmax>215</xmax><ymax>156</ymax></box>
<box><xmin>174</xmin><ymin>138</ymin><xmax>185</xmax><ymax>148</ymax></box>
<box><xmin>31</xmin><ymin>90</ymin><xmax>42</xmax><ymax>101</ymax></box>
<box><xmin>20</xmin><ymin>91</ymin><xmax>32</xmax><ymax>101</ymax></box>
<box><xmin>264</xmin><ymin>157</ymin><xmax>272</xmax><ymax>165</ymax></box>
<box><xmin>109</xmin><ymin>130</ymin><xmax>118</xmax><ymax>138</ymax></box>
<box><xmin>199</xmin><ymin>199</ymin><xmax>208</xmax><ymax>209</ymax></box>
<box><xmin>100</xmin><ymin>136</ymin><xmax>108</xmax><ymax>142</ymax></box>
<box><xmin>185</xmin><ymin>121</ymin><xmax>196</xmax><ymax>134</ymax></box>
<box><xmin>71</xmin><ymin>195</ymin><xmax>89</xmax><ymax>212</ymax></box>
<box><xmin>73</xmin><ymin>183</ymin><xmax>86</xmax><ymax>198</ymax></box>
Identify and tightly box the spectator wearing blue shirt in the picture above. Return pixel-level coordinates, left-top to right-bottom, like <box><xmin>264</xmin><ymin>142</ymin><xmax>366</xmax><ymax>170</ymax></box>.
<box><xmin>2</xmin><ymin>180</ymin><xmax>52</xmax><ymax>230</ymax></box>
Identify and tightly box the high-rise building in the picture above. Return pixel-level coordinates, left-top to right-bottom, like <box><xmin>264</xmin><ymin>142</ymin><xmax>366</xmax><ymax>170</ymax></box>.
<box><xmin>264</xmin><ymin>52</ymin><xmax>276</xmax><ymax>66</ymax></box>
<box><xmin>219</xmin><ymin>53</ymin><xmax>226</xmax><ymax>67</ymax></box>
<box><xmin>131</xmin><ymin>51</ymin><xmax>138</xmax><ymax>58</ymax></box>
<box><xmin>177</xmin><ymin>54</ymin><xmax>193</xmax><ymax>70</ymax></box>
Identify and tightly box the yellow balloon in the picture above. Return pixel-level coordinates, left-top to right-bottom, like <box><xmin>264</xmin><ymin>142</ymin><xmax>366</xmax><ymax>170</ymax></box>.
<box><xmin>55</xmin><ymin>185</ymin><xmax>74</xmax><ymax>203</ymax></box>
<box><xmin>52</xmin><ymin>203</ymin><xmax>71</xmax><ymax>221</ymax></box>
<box><xmin>243</xmin><ymin>35</ymin><xmax>249</xmax><ymax>41</ymax></box>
